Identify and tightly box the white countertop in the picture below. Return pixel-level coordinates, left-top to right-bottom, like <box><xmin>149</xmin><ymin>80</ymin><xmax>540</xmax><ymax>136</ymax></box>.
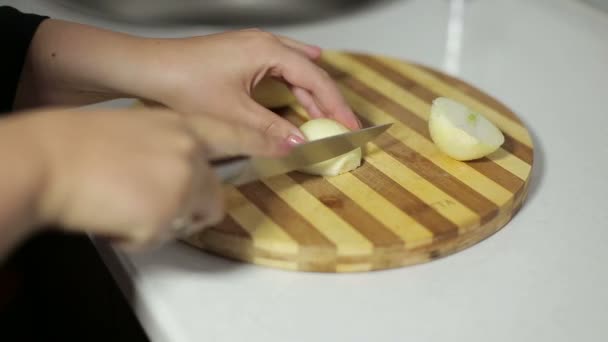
<box><xmin>8</xmin><ymin>0</ymin><xmax>608</xmax><ymax>341</ymax></box>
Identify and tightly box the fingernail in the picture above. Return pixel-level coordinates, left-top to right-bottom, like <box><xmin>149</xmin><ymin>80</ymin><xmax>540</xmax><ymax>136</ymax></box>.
<box><xmin>355</xmin><ymin>116</ymin><xmax>363</xmax><ymax>129</ymax></box>
<box><xmin>293</xmin><ymin>128</ymin><xmax>307</xmax><ymax>140</ymax></box>
<box><xmin>286</xmin><ymin>134</ymin><xmax>306</xmax><ymax>147</ymax></box>
<box><xmin>309</xmin><ymin>45</ymin><xmax>322</xmax><ymax>58</ymax></box>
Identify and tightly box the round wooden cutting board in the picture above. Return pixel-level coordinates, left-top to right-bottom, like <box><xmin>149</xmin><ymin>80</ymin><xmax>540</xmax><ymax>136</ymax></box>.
<box><xmin>183</xmin><ymin>51</ymin><xmax>534</xmax><ymax>273</ymax></box>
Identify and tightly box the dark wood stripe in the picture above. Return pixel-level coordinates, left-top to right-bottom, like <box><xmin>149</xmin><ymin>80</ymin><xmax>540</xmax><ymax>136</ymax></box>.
<box><xmin>333</xmin><ymin>65</ymin><xmax>429</xmax><ymax>135</ymax></box>
<box><xmin>501</xmin><ymin>134</ymin><xmax>533</xmax><ymax>165</ymax></box>
<box><xmin>467</xmin><ymin>158</ymin><xmax>527</xmax><ymax>192</ymax></box>
<box><xmin>319</xmin><ymin>60</ymin><xmax>525</xmax><ymax>194</ymax></box>
<box><xmin>211</xmin><ymin>214</ymin><xmax>251</xmax><ymax>238</ymax></box>
<box><xmin>354</xmin><ymin>113</ymin><xmax>498</xmax><ymax>224</ymax></box>
<box><xmin>278</xmin><ymin>109</ymin><xmax>458</xmax><ymax>241</ymax></box>
<box><xmin>350</xmin><ymin>55</ymin><xmax>438</xmax><ymax>104</ymax></box>
<box><xmin>238</xmin><ymin>182</ymin><xmax>335</xmax><ymax>248</ymax></box>
<box><xmin>352</xmin><ymin>163</ymin><xmax>459</xmax><ymax>240</ymax></box>
<box><xmin>345</xmin><ymin>54</ymin><xmax>534</xmax><ymax>165</ymax></box>
<box><xmin>288</xmin><ymin>171</ymin><xmax>404</xmax><ymax>248</ymax></box>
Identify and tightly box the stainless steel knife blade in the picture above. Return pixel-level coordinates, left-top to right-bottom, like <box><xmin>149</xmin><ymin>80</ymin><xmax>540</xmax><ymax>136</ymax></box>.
<box><xmin>214</xmin><ymin>122</ymin><xmax>392</xmax><ymax>185</ymax></box>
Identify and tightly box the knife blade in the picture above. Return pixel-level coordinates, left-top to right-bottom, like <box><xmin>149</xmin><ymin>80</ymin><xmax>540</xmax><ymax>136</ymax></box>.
<box><xmin>214</xmin><ymin>122</ymin><xmax>392</xmax><ymax>185</ymax></box>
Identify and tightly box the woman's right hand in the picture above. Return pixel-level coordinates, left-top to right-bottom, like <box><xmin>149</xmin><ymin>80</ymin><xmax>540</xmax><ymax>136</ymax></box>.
<box><xmin>14</xmin><ymin>107</ymin><xmax>275</xmax><ymax>249</ymax></box>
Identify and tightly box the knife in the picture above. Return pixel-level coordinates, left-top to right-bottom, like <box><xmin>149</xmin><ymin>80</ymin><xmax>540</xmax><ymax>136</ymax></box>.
<box><xmin>213</xmin><ymin>123</ymin><xmax>392</xmax><ymax>185</ymax></box>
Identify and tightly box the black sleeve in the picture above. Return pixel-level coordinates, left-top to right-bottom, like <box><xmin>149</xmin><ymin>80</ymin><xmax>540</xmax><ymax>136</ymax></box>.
<box><xmin>0</xmin><ymin>6</ymin><xmax>48</xmax><ymax>115</ymax></box>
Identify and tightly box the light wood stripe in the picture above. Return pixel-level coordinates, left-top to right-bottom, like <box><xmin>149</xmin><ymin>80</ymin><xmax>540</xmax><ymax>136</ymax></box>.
<box><xmin>289</xmin><ymin>104</ymin><xmax>489</xmax><ymax>228</ymax></box>
<box><xmin>196</xmin><ymin>229</ymin><xmax>253</xmax><ymax>261</ymax></box>
<box><xmin>316</xmin><ymin>67</ymin><xmax>525</xmax><ymax>193</ymax></box>
<box><xmin>370</xmin><ymin>53</ymin><xmax>534</xmax><ymax>148</ymax></box>
<box><xmin>327</xmin><ymin>172</ymin><xmax>434</xmax><ymax>248</ymax></box>
<box><xmin>323</xmin><ymin>52</ymin><xmax>431</xmax><ymax>122</ymax></box>
<box><xmin>364</xmin><ymin>143</ymin><xmax>480</xmax><ymax>232</ymax></box>
<box><xmin>319</xmin><ymin>57</ymin><xmax>532</xmax><ymax>181</ymax></box>
<box><xmin>352</xmin><ymin>55</ymin><xmax>439</xmax><ymax>104</ymax></box>
<box><xmin>300</xmin><ymin>86</ymin><xmax>515</xmax><ymax>208</ymax></box>
<box><xmin>252</xmin><ymin>257</ymin><xmax>298</xmax><ymax>271</ymax></box>
<box><xmin>374</xmin><ymin>132</ymin><xmax>499</xmax><ymax>224</ymax></box>
<box><xmin>289</xmin><ymin>172</ymin><xmax>405</xmax><ymax>248</ymax></box>
<box><xmin>467</xmin><ymin>158</ymin><xmax>525</xmax><ymax>192</ymax></box>
<box><xmin>288</xmin><ymin>105</ymin><xmax>486</xmax><ymax>229</ymax></box>
<box><xmin>338</xmin><ymin>92</ymin><xmax>514</xmax><ymax>206</ymax></box>
<box><xmin>382</xmin><ymin>127</ymin><xmax>513</xmax><ymax>207</ymax></box>
<box><xmin>501</xmin><ymin>135</ymin><xmax>533</xmax><ymax>166</ymax></box>
<box><xmin>485</xmin><ymin>149</ymin><xmax>531</xmax><ymax>180</ymax></box>
<box><xmin>262</xmin><ymin>175</ymin><xmax>374</xmax><ymax>256</ymax></box>
<box><xmin>353</xmin><ymin>164</ymin><xmax>459</xmax><ymax>238</ymax></box>
<box><xmin>222</xmin><ymin>187</ymin><xmax>298</xmax><ymax>255</ymax></box>
<box><xmin>283</xmin><ymin>107</ymin><xmax>436</xmax><ymax>246</ymax></box>
<box><xmin>237</xmin><ymin>182</ymin><xmax>335</xmax><ymax>249</ymax></box>
<box><xmin>350</xmin><ymin>54</ymin><xmax>534</xmax><ymax>165</ymax></box>
<box><xmin>336</xmin><ymin>263</ymin><xmax>373</xmax><ymax>273</ymax></box>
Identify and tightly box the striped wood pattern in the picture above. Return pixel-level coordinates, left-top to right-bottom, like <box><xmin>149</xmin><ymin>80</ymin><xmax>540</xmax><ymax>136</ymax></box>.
<box><xmin>183</xmin><ymin>51</ymin><xmax>534</xmax><ymax>273</ymax></box>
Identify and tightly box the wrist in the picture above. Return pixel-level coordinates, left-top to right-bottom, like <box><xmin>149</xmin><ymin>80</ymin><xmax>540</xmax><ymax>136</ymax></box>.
<box><xmin>12</xmin><ymin>110</ymin><xmax>80</xmax><ymax>229</ymax></box>
<box><xmin>0</xmin><ymin>113</ymin><xmax>50</xmax><ymax>254</ymax></box>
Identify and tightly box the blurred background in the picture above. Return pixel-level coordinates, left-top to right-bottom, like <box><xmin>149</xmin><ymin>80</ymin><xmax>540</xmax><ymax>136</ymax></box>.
<box><xmin>51</xmin><ymin>0</ymin><xmax>390</xmax><ymax>25</ymax></box>
<box><xmin>39</xmin><ymin>0</ymin><xmax>608</xmax><ymax>26</ymax></box>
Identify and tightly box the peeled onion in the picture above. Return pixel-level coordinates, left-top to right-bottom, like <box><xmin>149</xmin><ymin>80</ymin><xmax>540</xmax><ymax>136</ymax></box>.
<box><xmin>429</xmin><ymin>97</ymin><xmax>504</xmax><ymax>161</ymax></box>
<box><xmin>297</xmin><ymin>118</ymin><xmax>362</xmax><ymax>176</ymax></box>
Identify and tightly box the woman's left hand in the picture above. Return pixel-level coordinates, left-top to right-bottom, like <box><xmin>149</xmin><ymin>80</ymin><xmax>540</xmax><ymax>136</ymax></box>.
<box><xmin>18</xmin><ymin>21</ymin><xmax>361</xmax><ymax>154</ymax></box>
<box><xmin>134</xmin><ymin>29</ymin><xmax>361</xmax><ymax>149</ymax></box>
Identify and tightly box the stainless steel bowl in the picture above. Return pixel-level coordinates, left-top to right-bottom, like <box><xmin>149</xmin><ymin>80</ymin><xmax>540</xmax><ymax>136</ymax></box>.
<box><xmin>54</xmin><ymin>0</ymin><xmax>380</xmax><ymax>25</ymax></box>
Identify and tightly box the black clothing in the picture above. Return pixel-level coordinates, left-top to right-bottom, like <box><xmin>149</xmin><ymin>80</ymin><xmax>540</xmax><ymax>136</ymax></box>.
<box><xmin>0</xmin><ymin>6</ymin><xmax>47</xmax><ymax>113</ymax></box>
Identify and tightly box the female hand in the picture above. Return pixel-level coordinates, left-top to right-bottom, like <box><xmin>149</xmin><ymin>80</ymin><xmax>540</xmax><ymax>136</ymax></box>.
<box><xmin>16</xmin><ymin>21</ymin><xmax>361</xmax><ymax>157</ymax></box>
<box><xmin>135</xmin><ymin>29</ymin><xmax>362</xmax><ymax>144</ymax></box>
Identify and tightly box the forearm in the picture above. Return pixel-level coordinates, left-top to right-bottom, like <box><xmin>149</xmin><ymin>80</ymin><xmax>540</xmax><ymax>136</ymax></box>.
<box><xmin>14</xmin><ymin>19</ymin><xmax>153</xmax><ymax>109</ymax></box>
<box><xmin>0</xmin><ymin>114</ymin><xmax>46</xmax><ymax>258</ymax></box>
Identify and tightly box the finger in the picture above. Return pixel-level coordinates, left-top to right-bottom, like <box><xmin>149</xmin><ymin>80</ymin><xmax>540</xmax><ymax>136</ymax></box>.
<box><xmin>291</xmin><ymin>86</ymin><xmax>363</xmax><ymax>129</ymax></box>
<box><xmin>276</xmin><ymin>35</ymin><xmax>322</xmax><ymax>59</ymax></box>
<box><xmin>269</xmin><ymin>49</ymin><xmax>361</xmax><ymax>130</ymax></box>
<box><xmin>290</xmin><ymin>85</ymin><xmax>324</xmax><ymax>118</ymax></box>
<box><xmin>185</xmin><ymin>110</ymin><xmax>300</xmax><ymax>158</ymax></box>
<box><xmin>239</xmin><ymin>98</ymin><xmax>307</xmax><ymax>150</ymax></box>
